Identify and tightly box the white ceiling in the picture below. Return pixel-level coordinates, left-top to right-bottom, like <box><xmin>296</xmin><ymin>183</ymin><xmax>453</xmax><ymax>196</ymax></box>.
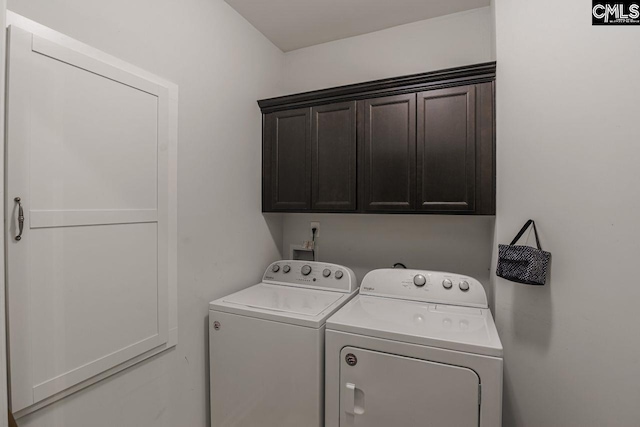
<box><xmin>225</xmin><ymin>0</ymin><xmax>490</xmax><ymax>52</ymax></box>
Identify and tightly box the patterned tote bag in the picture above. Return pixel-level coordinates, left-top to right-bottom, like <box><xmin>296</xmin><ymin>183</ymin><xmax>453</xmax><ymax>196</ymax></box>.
<box><xmin>497</xmin><ymin>220</ymin><xmax>551</xmax><ymax>285</ymax></box>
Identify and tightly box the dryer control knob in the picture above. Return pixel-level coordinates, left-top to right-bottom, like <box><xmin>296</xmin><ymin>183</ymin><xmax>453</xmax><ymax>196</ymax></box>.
<box><xmin>335</xmin><ymin>270</ymin><xmax>344</xmax><ymax>280</ymax></box>
<box><xmin>413</xmin><ymin>274</ymin><xmax>426</xmax><ymax>287</ymax></box>
<box><xmin>272</xmin><ymin>264</ymin><xmax>280</xmax><ymax>273</ymax></box>
<box><xmin>459</xmin><ymin>281</ymin><xmax>470</xmax><ymax>292</ymax></box>
<box><xmin>442</xmin><ymin>279</ymin><xmax>453</xmax><ymax>289</ymax></box>
<box><xmin>323</xmin><ymin>269</ymin><xmax>331</xmax><ymax>277</ymax></box>
<box><xmin>301</xmin><ymin>265</ymin><xmax>312</xmax><ymax>276</ymax></box>
<box><xmin>283</xmin><ymin>265</ymin><xmax>291</xmax><ymax>273</ymax></box>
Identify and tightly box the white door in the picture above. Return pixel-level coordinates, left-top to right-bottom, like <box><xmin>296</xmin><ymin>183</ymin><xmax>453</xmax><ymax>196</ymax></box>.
<box><xmin>6</xmin><ymin>26</ymin><xmax>171</xmax><ymax>412</ymax></box>
<box><xmin>340</xmin><ymin>347</ymin><xmax>480</xmax><ymax>427</ymax></box>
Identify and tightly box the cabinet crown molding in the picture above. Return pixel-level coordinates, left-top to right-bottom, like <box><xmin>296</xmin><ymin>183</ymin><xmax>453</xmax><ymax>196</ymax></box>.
<box><xmin>258</xmin><ymin>61</ymin><xmax>496</xmax><ymax>113</ymax></box>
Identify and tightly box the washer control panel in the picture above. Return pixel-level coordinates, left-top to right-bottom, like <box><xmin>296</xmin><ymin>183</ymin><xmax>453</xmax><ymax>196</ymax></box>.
<box><xmin>263</xmin><ymin>260</ymin><xmax>357</xmax><ymax>293</ymax></box>
<box><xmin>359</xmin><ymin>269</ymin><xmax>487</xmax><ymax>308</ymax></box>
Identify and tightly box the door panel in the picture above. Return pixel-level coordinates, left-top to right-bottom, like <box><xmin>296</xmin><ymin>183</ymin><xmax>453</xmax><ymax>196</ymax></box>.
<box><xmin>417</xmin><ymin>86</ymin><xmax>476</xmax><ymax>212</ymax></box>
<box><xmin>6</xmin><ymin>26</ymin><xmax>170</xmax><ymax>411</ymax></box>
<box><xmin>29</xmin><ymin>57</ymin><xmax>158</xmax><ymax>211</ymax></box>
<box><xmin>30</xmin><ymin>224</ymin><xmax>159</xmax><ymax>393</ymax></box>
<box><xmin>312</xmin><ymin>101</ymin><xmax>357</xmax><ymax>211</ymax></box>
<box><xmin>264</xmin><ymin>108</ymin><xmax>311</xmax><ymax>210</ymax></box>
<box><xmin>340</xmin><ymin>347</ymin><xmax>479</xmax><ymax>427</ymax></box>
<box><xmin>362</xmin><ymin>94</ymin><xmax>416</xmax><ymax>211</ymax></box>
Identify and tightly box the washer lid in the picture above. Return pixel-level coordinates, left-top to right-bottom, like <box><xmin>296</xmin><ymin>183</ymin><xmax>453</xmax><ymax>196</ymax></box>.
<box><xmin>326</xmin><ymin>295</ymin><xmax>503</xmax><ymax>357</ymax></box>
<box><xmin>209</xmin><ymin>283</ymin><xmax>355</xmax><ymax>328</ymax></box>
<box><xmin>223</xmin><ymin>283</ymin><xmax>345</xmax><ymax>316</ymax></box>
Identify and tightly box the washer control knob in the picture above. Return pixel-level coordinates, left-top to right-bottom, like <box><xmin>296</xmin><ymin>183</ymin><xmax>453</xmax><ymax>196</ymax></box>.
<box><xmin>459</xmin><ymin>281</ymin><xmax>470</xmax><ymax>292</ymax></box>
<box><xmin>283</xmin><ymin>265</ymin><xmax>291</xmax><ymax>273</ymax></box>
<box><xmin>272</xmin><ymin>264</ymin><xmax>280</xmax><ymax>273</ymax></box>
<box><xmin>413</xmin><ymin>274</ymin><xmax>427</xmax><ymax>287</ymax></box>
<box><xmin>335</xmin><ymin>270</ymin><xmax>344</xmax><ymax>280</ymax></box>
<box><xmin>442</xmin><ymin>279</ymin><xmax>453</xmax><ymax>289</ymax></box>
<box><xmin>301</xmin><ymin>265</ymin><xmax>312</xmax><ymax>276</ymax></box>
<box><xmin>323</xmin><ymin>269</ymin><xmax>331</xmax><ymax>278</ymax></box>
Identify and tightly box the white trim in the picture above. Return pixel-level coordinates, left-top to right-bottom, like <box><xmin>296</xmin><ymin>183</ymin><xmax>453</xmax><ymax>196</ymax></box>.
<box><xmin>30</xmin><ymin>209</ymin><xmax>158</xmax><ymax>228</ymax></box>
<box><xmin>32</xmin><ymin>35</ymin><xmax>161</xmax><ymax>96</ymax></box>
<box><xmin>14</xmin><ymin>328</ymin><xmax>177</xmax><ymax>419</ymax></box>
<box><xmin>6</xmin><ymin>11</ymin><xmax>177</xmax><ymax>93</ymax></box>
<box><xmin>0</xmin><ymin>2</ymin><xmax>9</xmax><ymax>426</ymax></box>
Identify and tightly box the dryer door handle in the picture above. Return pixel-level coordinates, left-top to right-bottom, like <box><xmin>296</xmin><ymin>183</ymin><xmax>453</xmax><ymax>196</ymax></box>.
<box><xmin>344</xmin><ymin>383</ymin><xmax>356</xmax><ymax>415</ymax></box>
<box><xmin>344</xmin><ymin>383</ymin><xmax>365</xmax><ymax>415</ymax></box>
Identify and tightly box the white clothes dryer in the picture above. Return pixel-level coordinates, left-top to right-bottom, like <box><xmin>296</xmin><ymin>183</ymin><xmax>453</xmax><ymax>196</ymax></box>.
<box><xmin>325</xmin><ymin>268</ymin><xmax>503</xmax><ymax>427</ymax></box>
<box><xmin>209</xmin><ymin>260</ymin><xmax>357</xmax><ymax>427</ymax></box>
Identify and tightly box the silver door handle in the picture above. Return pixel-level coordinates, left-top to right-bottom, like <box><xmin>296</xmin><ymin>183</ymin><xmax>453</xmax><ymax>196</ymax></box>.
<box><xmin>14</xmin><ymin>197</ymin><xmax>24</xmax><ymax>241</ymax></box>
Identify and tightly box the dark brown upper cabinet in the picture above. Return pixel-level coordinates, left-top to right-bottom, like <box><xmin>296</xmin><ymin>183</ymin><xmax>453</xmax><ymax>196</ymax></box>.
<box><xmin>259</xmin><ymin>62</ymin><xmax>496</xmax><ymax>215</ymax></box>
<box><xmin>263</xmin><ymin>108</ymin><xmax>311</xmax><ymax>211</ymax></box>
<box><xmin>361</xmin><ymin>94</ymin><xmax>416</xmax><ymax>212</ymax></box>
<box><xmin>312</xmin><ymin>102</ymin><xmax>357</xmax><ymax>211</ymax></box>
<box><xmin>417</xmin><ymin>86</ymin><xmax>476</xmax><ymax>212</ymax></box>
<box><xmin>263</xmin><ymin>102</ymin><xmax>357</xmax><ymax>212</ymax></box>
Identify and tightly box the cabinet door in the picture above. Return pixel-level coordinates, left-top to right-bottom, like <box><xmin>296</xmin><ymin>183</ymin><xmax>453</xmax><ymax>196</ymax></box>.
<box><xmin>311</xmin><ymin>102</ymin><xmax>357</xmax><ymax>211</ymax></box>
<box><xmin>361</xmin><ymin>94</ymin><xmax>416</xmax><ymax>211</ymax></box>
<box><xmin>263</xmin><ymin>108</ymin><xmax>311</xmax><ymax>211</ymax></box>
<box><xmin>417</xmin><ymin>86</ymin><xmax>476</xmax><ymax>212</ymax></box>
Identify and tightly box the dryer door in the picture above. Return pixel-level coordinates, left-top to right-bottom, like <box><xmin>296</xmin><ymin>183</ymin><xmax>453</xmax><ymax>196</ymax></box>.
<box><xmin>340</xmin><ymin>347</ymin><xmax>480</xmax><ymax>427</ymax></box>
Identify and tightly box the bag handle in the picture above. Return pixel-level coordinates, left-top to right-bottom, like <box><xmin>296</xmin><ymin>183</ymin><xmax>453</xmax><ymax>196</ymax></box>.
<box><xmin>510</xmin><ymin>219</ymin><xmax>542</xmax><ymax>250</ymax></box>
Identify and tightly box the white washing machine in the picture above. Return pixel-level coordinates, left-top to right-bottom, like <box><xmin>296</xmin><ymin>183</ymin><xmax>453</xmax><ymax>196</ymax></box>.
<box><xmin>209</xmin><ymin>260</ymin><xmax>357</xmax><ymax>427</ymax></box>
<box><xmin>325</xmin><ymin>268</ymin><xmax>503</xmax><ymax>427</ymax></box>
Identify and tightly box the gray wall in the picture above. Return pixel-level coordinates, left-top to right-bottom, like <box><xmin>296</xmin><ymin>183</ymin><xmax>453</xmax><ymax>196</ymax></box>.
<box><xmin>282</xmin><ymin>214</ymin><xmax>495</xmax><ymax>288</ymax></box>
<box><xmin>283</xmin><ymin>7</ymin><xmax>494</xmax><ymax>94</ymax></box>
<box><xmin>8</xmin><ymin>1</ymin><xmax>284</xmax><ymax>426</ymax></box>
<box><xmin>280</xmin><ymin>7</ymin><xmax>496</xmax><ymax>296</ymax></box>
<box><xmin>493</xmin><ymin>0</ymin><xmax>640</xmax><ymax>425</ymax></box>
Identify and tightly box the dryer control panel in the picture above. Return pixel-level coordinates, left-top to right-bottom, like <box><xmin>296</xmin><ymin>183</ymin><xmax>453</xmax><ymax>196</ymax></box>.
<box><xmin>263</xmin><ymin>260</ymin><xmax>357</xmax><ymax>293</ymax></box>
<box><xmin>359</xmin><ymin>269</ymin><xmax>487</xmax><ymax>308</ymax></box>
